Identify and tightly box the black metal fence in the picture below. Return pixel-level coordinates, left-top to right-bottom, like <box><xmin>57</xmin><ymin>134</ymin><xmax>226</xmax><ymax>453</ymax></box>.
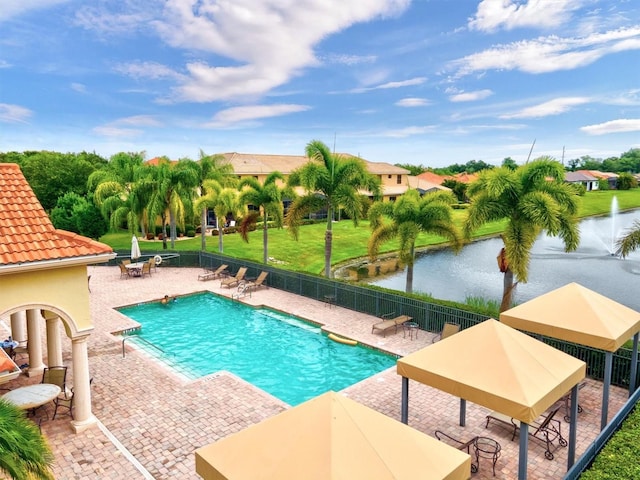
<box><xmin>108</xmin><ymin>249</ymin><xmax>640</xmax><ymax>389</ymax></box>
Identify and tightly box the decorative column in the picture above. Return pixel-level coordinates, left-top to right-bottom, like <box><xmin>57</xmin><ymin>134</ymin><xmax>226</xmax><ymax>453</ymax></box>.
<box><xmin>45</xmin><ymin>315</ymin><xmax>63</xmax><ymax>367</ymax></box>
<box><xmin>9</xmin><ymin>311</ymin><xmax>27</xmax><ymax>342</ymax></box>
<box><xmin>70</xmin><ymin>335</ymin><xmax>96</xmax><ymax>432</ymax></box>
<box><xmin>26</xmin><ymin>309</ymin><xmax>45</xmax><ymax>376</ymax></box>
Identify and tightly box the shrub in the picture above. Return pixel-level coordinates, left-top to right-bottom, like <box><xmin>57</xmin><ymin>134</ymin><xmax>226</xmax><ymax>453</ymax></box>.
<box><xmin>186</xmin><ymin>228</ymin><xmax>196</xmax><ymax>237</ymax></box>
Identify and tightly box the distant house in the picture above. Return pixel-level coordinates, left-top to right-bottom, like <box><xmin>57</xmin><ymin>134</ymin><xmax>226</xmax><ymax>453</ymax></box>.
<box><xmin>407</xmin><ymin>176</ymin><xmax>451</xmax><ymax>195</ymax></box>
<box><xmin>219</xmin><ymin>152</ymin><xmax>411</xmax><ymax>203</ymax></box>
<box><xmin>580</xmin><ymin>170</ymin><xmax>618</xmax><ymax>189</ymax></box>
<box><xmin>565</xmin><ymin>171</ymin><xmax>599</xmax><ymax>191</ymax></box>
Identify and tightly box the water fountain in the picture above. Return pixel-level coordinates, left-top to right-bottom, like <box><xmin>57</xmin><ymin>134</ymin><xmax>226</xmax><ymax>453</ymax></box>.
<box><xmin>369</xmin><ymin>205</ymin><xmax>640</xmax><ymax>310</ymax></box>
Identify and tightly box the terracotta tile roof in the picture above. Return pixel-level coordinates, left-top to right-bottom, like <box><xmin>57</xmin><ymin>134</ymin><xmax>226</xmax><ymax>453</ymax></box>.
<box><xmin>0</xmin><ymin>163</ymin><xmax>113</xmax><ymax>266</ymax></box>
<box><xmin>416</xmin><ymin>171</ymin><xmax>446</xmax><ymax>184</ymax></box>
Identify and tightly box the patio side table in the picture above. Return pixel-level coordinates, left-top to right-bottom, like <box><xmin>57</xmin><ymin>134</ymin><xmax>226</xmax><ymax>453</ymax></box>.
<box><xmin>473</xmin><ymin>436</ymin><xmax>501</xmax><ymax>476</ymax></box>
<box><xmin>403</xmin><ymin>322</ymin><xmax>419</xmax><ymax>340</ymax></box>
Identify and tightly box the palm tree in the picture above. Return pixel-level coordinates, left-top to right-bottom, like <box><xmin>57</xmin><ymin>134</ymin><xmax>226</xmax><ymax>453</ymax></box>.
<box><xmin>238</xmin><ymin>172</ymin><xmax>289</xmax><ymax>264</ymax></box>
<box><xmin>146</xmin><ymin>158</ymin><xmax>199</xmax><ymax>250</ymax></box>
<box><xmin>286</xmin><ymin>140</ymin><xmax>381</xmax><ymax>277</ymax></box>
<box><xmin>368</xmin><ymin>189</ymin><xmax>462</xmax><ymax>293</ymax></box>
<box><xmin>195</xmin><ymin>180</ymin><xmax>242</xmax><ymax>253</ymax></box>
<box><xmin>88</xmin><ymin>152</ymin><xmax>148</xmax><ymax>235</ymax></box>
<box><xmin>464</xmin><ymin>157</ymin><xmax>581</xmax><ymax>312</ymax></box>
<box><xmin>194</xmin><ymin>151</ymin><xmax>235</xmax><ymax>251</ymax></box>
<box><xmin>615</xmin><ymin>220</ymin><xmax>640</xmax><ymax>258</ymax></box>
<box><xmin>0</xmin><ymin>399</ymin><xmax>54</xmax><ymax>480</ymax></box>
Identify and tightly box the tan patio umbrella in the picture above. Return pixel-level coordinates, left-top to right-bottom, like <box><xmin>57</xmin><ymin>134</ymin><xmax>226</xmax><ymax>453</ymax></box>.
<box><xmin>397</xmin><ymin>319</ymin><xmax>586</xmax><ymax>480</ymax></box>
<box><xmin>195</xmin><ymin>391</ymin><xmax>471</xmax><ymax>480</ymax></box>
<box><xmin>500</xmin><ymin>282</ymin><xmax>640</xmax><ymax>431</ymax></box>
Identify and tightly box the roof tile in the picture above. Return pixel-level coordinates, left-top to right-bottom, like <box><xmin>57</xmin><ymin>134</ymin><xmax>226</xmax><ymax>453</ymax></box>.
<box><xmin>0</xmin><ymin>163</ymin><xmax>113</xmax><ymax>266</ymax></box>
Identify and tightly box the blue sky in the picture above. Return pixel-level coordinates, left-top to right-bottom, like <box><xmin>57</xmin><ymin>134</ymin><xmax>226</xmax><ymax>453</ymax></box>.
<box><xmin>1</xmin><ymin>0</ymin><xmax>639</xmax><ymax>168</ymax></box>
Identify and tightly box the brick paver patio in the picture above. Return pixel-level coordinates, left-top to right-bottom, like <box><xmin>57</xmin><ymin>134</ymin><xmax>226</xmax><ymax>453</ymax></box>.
<box><xmin>0</xmin><ymin>265</ymin><xmax>629</xmax><ymax>479</ymax></box>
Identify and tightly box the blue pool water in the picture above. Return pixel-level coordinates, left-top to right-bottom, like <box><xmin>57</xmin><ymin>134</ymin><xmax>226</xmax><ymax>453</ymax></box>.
<box><xmin>117</xmin><ymin>292</ymin><xmax>396</xmax><ymax>405</ymax></box>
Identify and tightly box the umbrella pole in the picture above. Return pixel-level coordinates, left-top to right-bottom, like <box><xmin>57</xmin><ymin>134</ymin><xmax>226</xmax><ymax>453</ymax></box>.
<box><xmin>601</xmin><ymin>352</ymin><xmax>613</xmax><ymax>431</ymax></box>
<box><xmin>518</xmin><ymin>423</ymin><xmax>529</xmax><ymax>480</ymax></box>
<box><xmin>567</xmin><ymin>384</ymin><xmax>579</xmax><ymax>469</ymax></box>
<box><xmin>401</xmin><ymin>376</ymin><xmax>409</xmax><ymax>424</ymax></box>
<box><xmin>630</xmin><ymin>332</ymin><xmax>639</xmax><ymax>395</ymax></box>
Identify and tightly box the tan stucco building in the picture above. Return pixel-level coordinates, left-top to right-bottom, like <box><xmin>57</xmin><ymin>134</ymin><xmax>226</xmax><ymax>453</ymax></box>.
<box><xmin>0</xmin><ymin>163</ymin><xmax>115</xmax><ymax>432</ymax></box>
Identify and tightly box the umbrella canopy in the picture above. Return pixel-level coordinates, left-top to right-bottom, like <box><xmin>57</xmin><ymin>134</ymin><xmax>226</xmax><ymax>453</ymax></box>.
<box><xmin>500</xmin><ymin>282</ymin><xmax>640</xmax><ymax>352</ymax></box>
<box><xmin>500</xmin><ymin>282</ymin><xmax>640</xmax><ymax>430</ymax></box>
<box><xmin>195</xmin><ymin>391</ymin><xmax>471</xmax><ymax>480</ymax></box>
<box><xmin>131</xmin><ymin>235</ymin><xmax>141</xmax><ymax>262</ymax></box>
<box><xmin>397</xmin><ymin>319</ymin><xmax>586</xmax><ymax>424</ymax></box>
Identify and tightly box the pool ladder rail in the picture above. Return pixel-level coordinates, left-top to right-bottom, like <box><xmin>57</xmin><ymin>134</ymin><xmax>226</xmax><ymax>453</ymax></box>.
<box><xmin>231</xmin><ymin>282</ymin><xmax>252</xmax><ymax>300</ymax></box>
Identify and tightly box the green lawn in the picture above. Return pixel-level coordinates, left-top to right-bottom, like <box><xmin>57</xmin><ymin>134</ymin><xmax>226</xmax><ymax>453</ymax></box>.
<box><xmin>100</xmin><ymin>189</ymin><xmax>640</xmax><ymax>275</ymax></box>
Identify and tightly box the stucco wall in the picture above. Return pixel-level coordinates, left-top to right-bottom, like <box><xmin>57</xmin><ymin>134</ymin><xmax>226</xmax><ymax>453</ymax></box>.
<box><xmin>0</xmin><ymin>265</ymin><xmax>91</xmax><ymax>337</ymax></box>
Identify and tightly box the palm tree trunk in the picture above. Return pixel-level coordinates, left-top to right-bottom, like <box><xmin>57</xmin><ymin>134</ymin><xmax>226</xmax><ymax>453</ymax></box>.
<box><xmin>262</xmin><ymin>213</ymin><xmax>268</xmax><ymax>264</ymax></box>
<box><xmin>406</xmin><ymin>244</ymin><xmax>415</xmax><ymax>293</ymax></box>
<box><xmin>218</xmin><ymin>226</ymin><xmax>224</xmax><ymax>253</ymax></box>
<box><xmin>169</xmin><ymin>210</ymin><xmax>176</xmax><ymax>249</ymax></box>
<box><xmin>325</xmin><ymin>208</ymin><xmax>333</xmax><ymax>278</ymax></box>
<box><xmin>200</xmin><ymin>209</ymin><xmax>207</xmax><ymax>251</ymax></box>
<box><xmin>500</xmin><ymin>268</ymin><xmax>516</xmax><ymax>312</ymax></box>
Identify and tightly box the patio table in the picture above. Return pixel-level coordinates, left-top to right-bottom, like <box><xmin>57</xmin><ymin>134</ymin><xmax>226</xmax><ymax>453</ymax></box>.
<box><xmin>125</xmin><ymin>262</ymin><xmax>144</xmax><ymax>277</ymax></box>
<box><xmin>2</xmin><ymin>383</ymin><xmax>61</xmax><ymax>410</ymax></box>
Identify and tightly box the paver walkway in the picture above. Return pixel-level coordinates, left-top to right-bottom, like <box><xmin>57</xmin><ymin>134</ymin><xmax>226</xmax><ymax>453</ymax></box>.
<box><xmin>0</xmin><ymin>265</ymin><xmax>629</xmax><ymax>479</ymax></box>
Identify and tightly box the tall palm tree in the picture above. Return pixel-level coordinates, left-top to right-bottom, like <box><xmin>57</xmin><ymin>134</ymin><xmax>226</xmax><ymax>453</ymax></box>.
<box><xmin>286</xmin><ymin>140</ymin><xmax>381</xmax><ymax>277</ymax></box>
<box><xmin>0</xmin><ymin>399</ymin><xmax>54</xmax><ymax>480</ymax></box>
<box><xmin>464</xmin><ymin>157</ymin><xmax>581</xmax><ymax>312</ymax></box>
<box><xmin>195</xmin><ymin>151</ymin><xmax>235</xmax><ymax>251</ymax></box>
<box><xmin>146</xmin><ymin>158</ymin><xmax>199</xmax><ymax>250</ymax></box>
<box><xmin>238</xmin><ymin>172</ymin><xmax>289</xmax><ymax>264</ymax></box>
<box><xmin>195</xmin><ymin>180</ymin><xmax>242</xmax><ymax>253</ymax></box>
<box><xmin>88</xmin><ymin>152</ymin><xmax>148</xmax><ymax>234</ymax></box>
<box><xmin>368</xmin><ymin>189</ymin><xmax>462</xmax><ymax>293</ymax></box>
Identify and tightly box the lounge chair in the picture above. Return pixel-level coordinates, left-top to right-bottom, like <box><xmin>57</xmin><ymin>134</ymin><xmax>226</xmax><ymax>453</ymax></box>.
<box><xmin>432</xmin><ymin>322</ymin><xmax>460</xmax><ymax>342</ymax></box>
<box><xmin>485</xmin><ymin>406</ymin><xmax>567</xmax><ymax>460</ymax></box>
<box><xmin>243</xmin><ymin>271</ymin><xmax>269</xmax><ymax>292</ymax></box>
<box><xmin>371</xmin><ymin>314</ymin><xmax>412</xmax><ymax>337</ymax></box>
<box><xmin>0</xmin><ymin>347</ymin><xmax>21</xmax><ymax>385</ymax></box>
<box><xmin>221</xmin><ymin>267</ymin><xmax>247</xmax><ymax>289</ymax></box>
<box><xmin>198</xmin><ymin>264</ymin><xmax>229</xmax><ymax>281</ymax></box>
<box><xmin>560</xmin><ymin>381</ymin><xmax>586</xmax><ymax>422</ymax></box>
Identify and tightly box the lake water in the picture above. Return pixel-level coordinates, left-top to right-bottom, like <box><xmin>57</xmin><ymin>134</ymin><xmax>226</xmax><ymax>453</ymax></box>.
<box><xmin>368</xmin><ymin>209</ymin><xmax>640</xmax><ymax>311</ymax></box>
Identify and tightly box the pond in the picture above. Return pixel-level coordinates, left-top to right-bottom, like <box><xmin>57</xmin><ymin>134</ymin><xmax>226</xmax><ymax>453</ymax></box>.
<box><xmin>367</xmin><ymin>209</ymin><xmax>640</xmax><ymax>311</ymax></box>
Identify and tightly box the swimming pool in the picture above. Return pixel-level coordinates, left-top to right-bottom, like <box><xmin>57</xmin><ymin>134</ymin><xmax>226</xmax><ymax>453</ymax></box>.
<box><xmin>117</xmin><ymin>292</ymin><xmax>396</xmax><ymax>405</ymax></box>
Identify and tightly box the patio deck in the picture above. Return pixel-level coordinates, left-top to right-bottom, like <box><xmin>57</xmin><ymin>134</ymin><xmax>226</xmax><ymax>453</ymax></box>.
<box><xmin>0</xmin><ymin>265</ymin><xmax>629</xmax><ymax>479</ymax></box>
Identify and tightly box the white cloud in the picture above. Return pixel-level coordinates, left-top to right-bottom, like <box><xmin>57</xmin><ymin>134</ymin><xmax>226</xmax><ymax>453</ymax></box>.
<box><xmin>581</xmin><ymin>119</ymin><xmax>640</xmax><ymax>135</ymax></box>
<box><xmin>350</xmin><ymin>76</ymin><xmax>426</xmax><ymax>93</ymax></box>
<box><xmin>395</xmin><ymin>97</ymin><xmax>430</xmax><ymax>107</ymax></box>
<box><xmin>449</xmin><ymin>89</ymin><xmax>493</xmax><ymax>102</ymax></box>
<box><xmin>451</xmin><ymin>26</ymin><xmax>640</xmax><ymax>76</ymax></box>
<box><xmin>0</xmin><ymin>103</ymin><xmax>32</xmax><ymax>123</ymax></box>
<box><xmin>469</xmin><ymin>0</ymin><xmax>582</xmax><ymax>32</ymax></box>
<box><xmin>380</xmin><ymin>125</ymin><xmax>435</xmax><ymax>138</ymax></box>
<box><xmin>206</xmin><ymin>104</ymin><xmax>310</xmax><ymax>127</ymax></box>
<box><xmin>324</xmin><ymin>53</ymin><xmax>377</xmax><ymax>65</ymax></box>
<box><xmin>500</xmin><ymin>97</ymin><xmax>590</xmax><ymax>119</ymax></box>
<box><xmin>114</xmin><ymin>61</ymin><xmax>185</xmax><ymax>81</ymax></box>
<box><xmin>92</xmin><ymin>115</ymin><xmax>162</xmax><ymax>138</ymax></box>
<box><xmin>71</xmin><ymin>83</ymin><xmax>87</xmax><ymax>94</ymax></box>
<box><xmin>117</xmin><ymin>115</ymin><xmax>163</xmax><ymax>127</ymax></box>
<box><xmin>149</xmin><ymin>0</ymin><xmax>410</xmax><ymax>103</ymax></box>
<box><xmin>0</xmin><ymin>0</ymin><xmax>69</xmax><ymax>22</ymax></box>
<box><xmin>92</xmin><ymin>126</ymin><xmax>143</xmax><ymax>138</ymax></box>
<box><xmin>74</xmin><ymin>1</ymin><xmax>160</xmax><ymax>35</ymax></box>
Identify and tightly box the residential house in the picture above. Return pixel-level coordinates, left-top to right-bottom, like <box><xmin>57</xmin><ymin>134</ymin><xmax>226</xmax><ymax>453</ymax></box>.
<box><xmin>580</xmin><ymin>170</ymin><xmax>618</xmax><ymax>189</ymax></box>
<box><xmin>565</xmin><ymin>171</ymin><xmax>599</xmax><ymax>191</ymax></box>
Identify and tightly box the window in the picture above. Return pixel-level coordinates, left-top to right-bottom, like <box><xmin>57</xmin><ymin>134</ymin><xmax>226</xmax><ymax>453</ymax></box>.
<box><xmin>397</xmin><ymin>175</ymin><xmax>402</xmax><ymax>184</ymax></box>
